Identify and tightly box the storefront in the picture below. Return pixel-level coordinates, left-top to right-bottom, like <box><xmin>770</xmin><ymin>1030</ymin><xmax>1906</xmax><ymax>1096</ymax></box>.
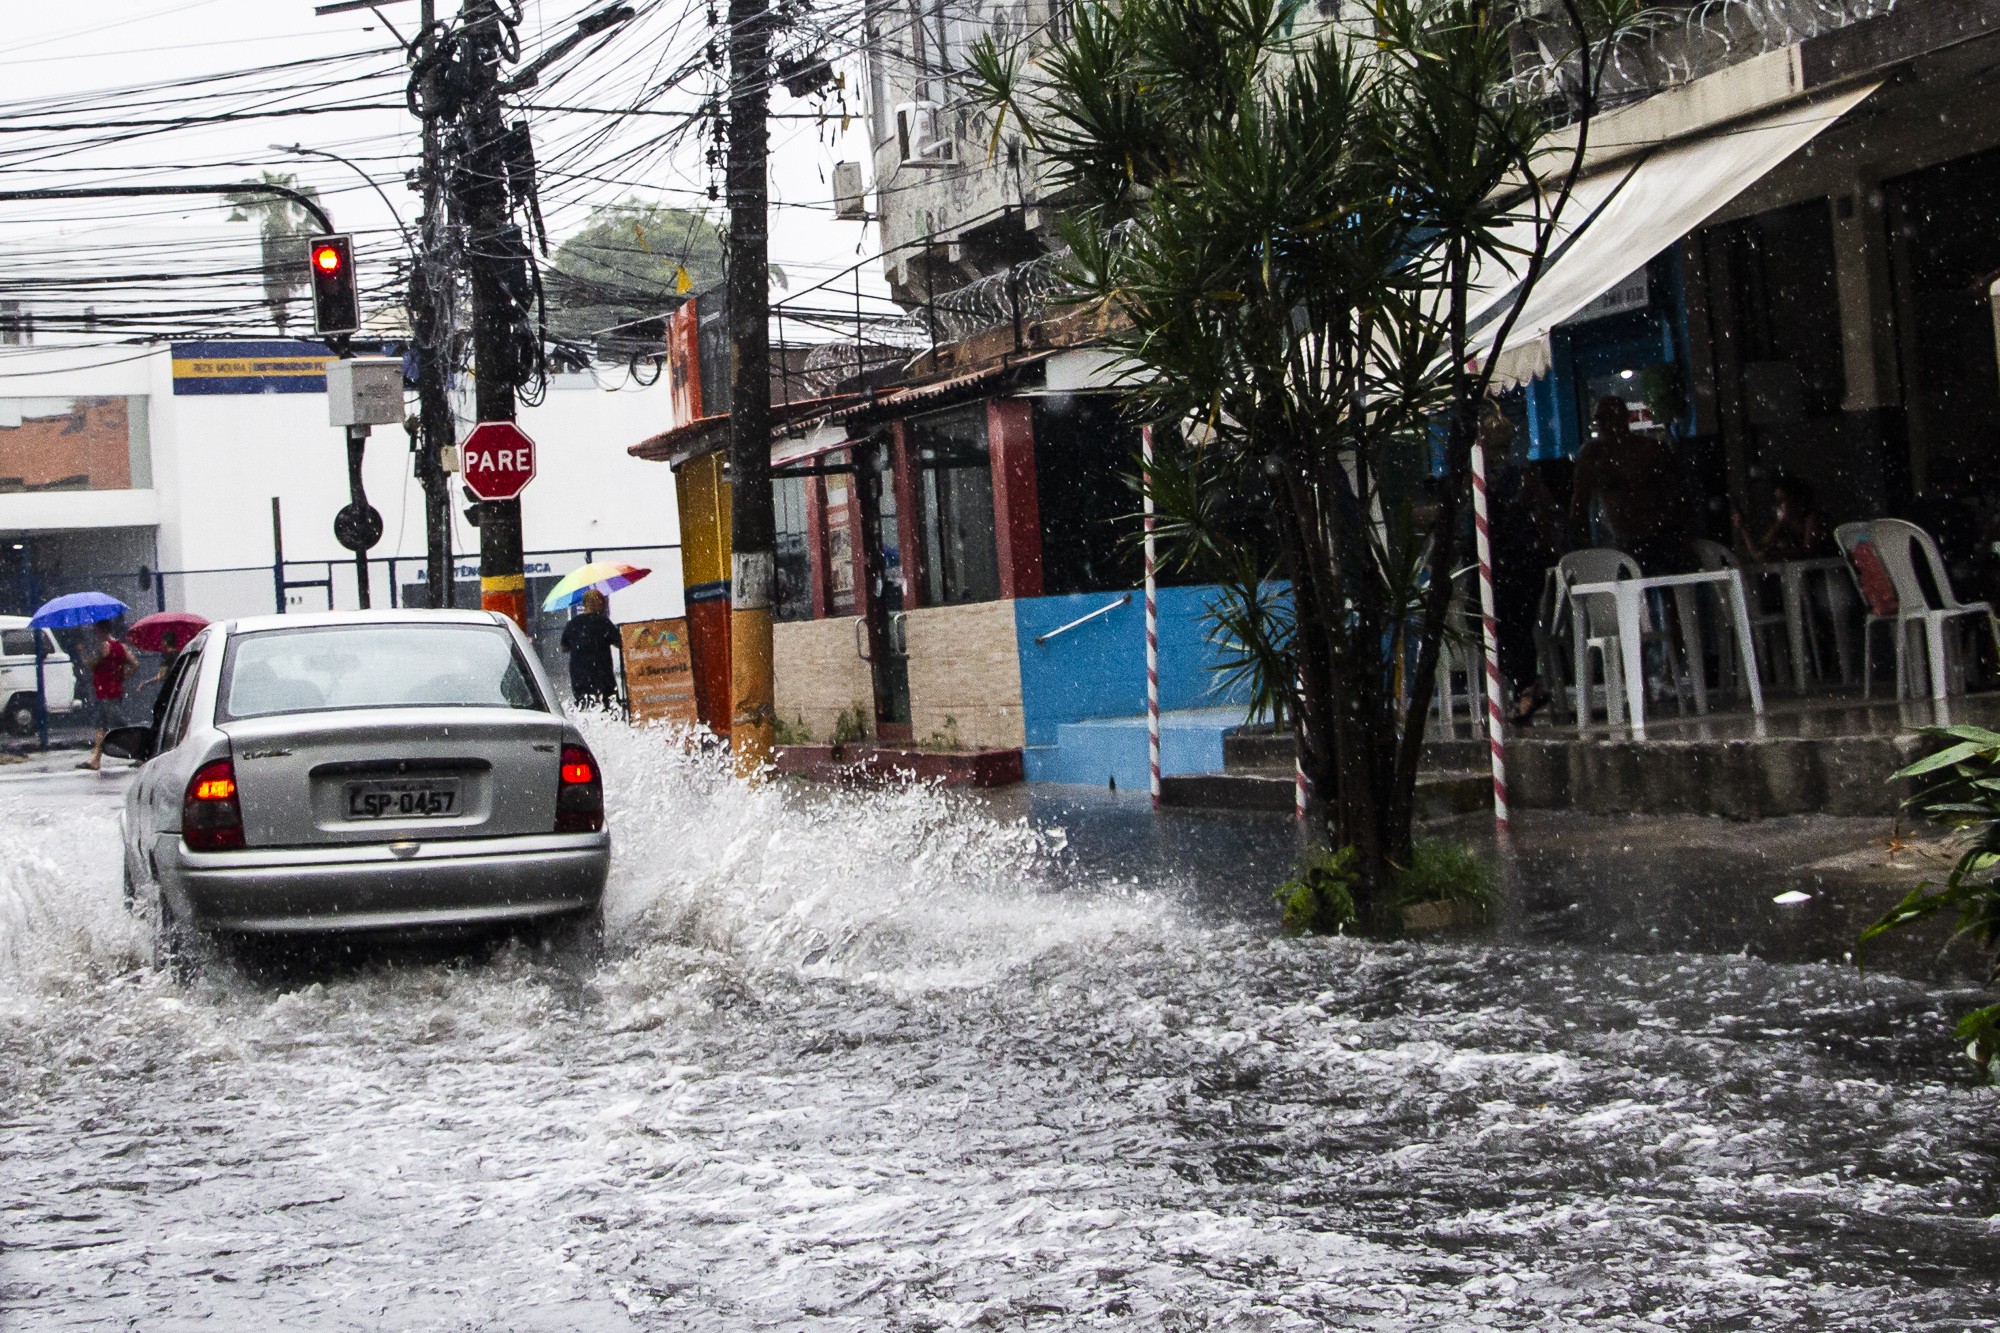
<box><xmin>638</xmin><ymin>350</ymin><xmax>1256</xmax><ymax>784</ymax></box>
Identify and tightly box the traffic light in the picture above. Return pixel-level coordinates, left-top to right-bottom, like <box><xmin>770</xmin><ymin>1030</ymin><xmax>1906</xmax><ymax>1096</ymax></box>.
<box><xmin>307</xmin><ymin>234</ymin><xmax>359</xmax><ymax>336</ymax></box>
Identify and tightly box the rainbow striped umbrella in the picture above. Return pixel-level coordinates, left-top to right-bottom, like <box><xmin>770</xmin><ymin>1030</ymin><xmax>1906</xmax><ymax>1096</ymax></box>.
<box><xmin>541</xmin><ymin>561</ymin><xmax>652</xmax><ymax>612</ymax></box>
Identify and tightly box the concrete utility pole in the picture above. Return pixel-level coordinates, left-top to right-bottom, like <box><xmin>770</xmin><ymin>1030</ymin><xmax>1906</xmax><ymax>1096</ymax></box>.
<box><xmin>410</xmin><ymin>0</ymin><xmax>456</xmax><ymax>611</ymax></box>
<box><xmin>458</xmin><ymin>0</ymin><xmax>528</xmax><ymax>628</ymax></box>
<box><xmin>726</xmin><ymin>0</ymin><xmax>778</xmax><ymax>771</ymax></box>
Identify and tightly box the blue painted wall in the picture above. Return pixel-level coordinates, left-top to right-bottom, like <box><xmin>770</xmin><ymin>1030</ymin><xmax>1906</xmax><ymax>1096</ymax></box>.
<box><xmin>1524</xmin><ymin>248</ymin><xmax>1695</xmax><ymax>459</ymax></box>
<box><xmin>1013</xmin><ymin>584</ymin><xmax>1256</xmax><ymax>748</ymax></box>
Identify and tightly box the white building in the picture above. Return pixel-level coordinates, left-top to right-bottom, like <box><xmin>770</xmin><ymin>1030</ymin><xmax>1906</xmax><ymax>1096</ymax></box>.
<box><xmin>0</xmin><ymin>340</ymin><xmax>683</xmax><ymax>647</ymax></box>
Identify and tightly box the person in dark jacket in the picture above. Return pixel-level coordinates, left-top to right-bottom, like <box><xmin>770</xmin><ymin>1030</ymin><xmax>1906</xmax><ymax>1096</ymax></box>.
<box><xmin>1570</xmin><ymin>395</ymin><xmax>1695</xmax><ymax>574</ymax></box>
<box><xmin>560</xmin><ymin>590</ymin><xmax>621</xmax><ymax>711</ymax></box>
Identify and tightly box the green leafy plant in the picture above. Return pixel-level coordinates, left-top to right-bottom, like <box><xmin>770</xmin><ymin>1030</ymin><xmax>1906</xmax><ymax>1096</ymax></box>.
<box><xmin>1387</xmin><ymin>839</ymin><xmax>1497</xmax><ymax>926</ymax></box>
<box><xmin>923</xmin><ymin>715</ymin><xmax>963</xmax><ymax>751</ymax></box>
<box><xmin>1278</xmin><ymin>838</ymin><xmax>1493</xmax><ymax>936</ymax></box>
<box><xmin>773</xmin><ymin>714</ymin><xmax>813</xmax><ymax>746</ymax></box>
<box><xmin>831</xmin><ymin>702</ymin><xmax>871</xmax><ymax>746</ymax></box>
<box><xmin>1861</xmin><ymin>725</ymin><xmax>2000</xmax><ymax>1080</ymax></box>
<box><xmin>1276</xmin><ymin>846</ymin><xmax>1360</xmax><ymax>936</ymax></box>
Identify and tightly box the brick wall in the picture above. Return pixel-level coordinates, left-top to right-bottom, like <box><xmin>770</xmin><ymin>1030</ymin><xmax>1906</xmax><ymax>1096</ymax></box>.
<box><xmin>773</xmin><ymin>617</ymin><xmax>876</xmax><ymax>743</ymax></box>
<box><xmin>903</xmin><ymin>600</ymin><xmax>1026</xmax><ymax>750</ymax></box>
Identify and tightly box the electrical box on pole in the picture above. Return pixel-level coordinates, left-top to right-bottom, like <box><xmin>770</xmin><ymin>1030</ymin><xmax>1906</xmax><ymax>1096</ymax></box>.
<box><xmin>326</xmin><ymin>357</ymin><xmax>405</xmax><ymax>428</ymax></box>
<box><xmin>307</xmin><ymin>234</ymin><xmax>360</xmax><ymax>335</ymax></box>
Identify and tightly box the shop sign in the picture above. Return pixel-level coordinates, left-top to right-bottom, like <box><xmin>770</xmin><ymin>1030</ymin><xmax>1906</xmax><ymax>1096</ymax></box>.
<box><xmin>1570</xmin><ymin>270</ymin><xmax>1650</xmax><ymax>325</ymax></box>
<box><xmin>171</xmin><ymin>339</ymin><xmax>334</xmax><ymax>395</ymax></box>
<box><xmin>620</xmin><ymin>617</ymin><xmax>699</xmax><ymax>727</ymax></box>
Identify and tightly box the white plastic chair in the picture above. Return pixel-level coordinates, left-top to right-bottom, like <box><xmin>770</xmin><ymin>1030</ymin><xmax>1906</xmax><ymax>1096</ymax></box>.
<box><xmin>1535</xmin><ymin>566</ymin><xmax>1572</xmax><ymax>721</ymax></box>
<box><xmin>1557</xmin><ymin>549</ymin><xmax>1639</xmax><ymax>728</ymax></box>
<box><xmin>1433</xmin><ymin>570</ymin><xmax>1484</xmax><ymax>737</ymax></box>
<box><xmin>1834</xmin><ymin>520</ymin><xmax>1901</xmax><ymax>699</ymax></box>
<box><xmin>1692</xmin><ymin>538</ymin><xmax>1789</xmax><ymax>693</ymax></box>
<box><xmin>1866</xmin><ymin>518</ymin><xmax>1999</xmax><ymax>701</ymax></box>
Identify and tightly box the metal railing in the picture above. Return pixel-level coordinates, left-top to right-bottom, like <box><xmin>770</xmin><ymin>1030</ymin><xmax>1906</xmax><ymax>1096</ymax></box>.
<box><xmin>1033</xmin><ymin>592</ymin><xmax>1131</xmax><ymax>645</ymax></box>
<box><xmin>0</xmin><ymin>542</ymin><xmax>683</xmax><ymax>748</ymax></box>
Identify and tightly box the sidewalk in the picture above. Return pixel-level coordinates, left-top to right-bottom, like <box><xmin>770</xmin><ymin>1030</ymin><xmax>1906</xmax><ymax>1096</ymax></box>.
<box><xmin>975</xmin><ymin>783</ymin><xmax>1984</xmax><ymax>986</ymax></box>
<box><xmin>1</xmin><ymin>721</ymin><xmax>97</xmax><ymax>756</ymax></box>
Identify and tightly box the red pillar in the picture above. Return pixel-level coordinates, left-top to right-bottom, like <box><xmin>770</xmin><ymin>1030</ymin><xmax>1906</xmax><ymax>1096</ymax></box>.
<box><xmin>986</xmin><ymin>398</ymin><xmax>1042</xmax><ymax>600</ymax></box>
<box><xmin>804</xmin><ymin>469</ymin><xmax>829</xmax><ymax>620</ymax></box>
<box><xmin>890</xmin><ymin>421</ymin><xmax>925</xmax><ymax>610</ymax></box>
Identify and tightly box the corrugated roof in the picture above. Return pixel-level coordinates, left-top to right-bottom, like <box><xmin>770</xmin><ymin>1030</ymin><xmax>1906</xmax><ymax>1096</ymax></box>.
<box><xmin>627</xmin><ymin>394</ymin><xmax>859</xmax><ymax>466</ymax></box>
<box><xmin>828</xmin><ymin>352</ymin><xmax>1051</xmax><ymax>426</ymax></box>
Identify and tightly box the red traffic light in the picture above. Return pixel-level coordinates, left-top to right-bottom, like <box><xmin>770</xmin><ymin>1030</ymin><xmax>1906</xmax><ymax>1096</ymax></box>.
<box><xmin>305</xmin><ymin>233</ymin><xmax>358</xmax><ymax>336</ymax></box>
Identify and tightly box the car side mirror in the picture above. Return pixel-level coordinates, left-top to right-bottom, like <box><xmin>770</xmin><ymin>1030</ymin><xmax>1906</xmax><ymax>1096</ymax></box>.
<box><xmin>101</xmin><ymin>725</ymin><xmax>156</xmax><ymax>763</ymax></box>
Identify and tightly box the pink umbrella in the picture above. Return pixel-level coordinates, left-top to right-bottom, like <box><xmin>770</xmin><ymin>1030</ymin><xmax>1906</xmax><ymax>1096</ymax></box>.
<box><xmin>127</xmin><ymin>611</ymin><xmax>209</xmax><ymax>653</ymax></box>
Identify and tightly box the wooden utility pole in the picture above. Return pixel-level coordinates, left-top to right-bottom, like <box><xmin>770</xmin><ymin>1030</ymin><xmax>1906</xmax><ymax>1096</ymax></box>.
<box><xmin>411</xmin><ymin>0</ymin><xmax>456</xmax><ymax>610</ymax></box>
<box><xmin>459</xmin><ymin>0</ymin><xmax>528</xmax><ymax>628</ymax></box>
<box><xmin>725</xmin><ymin>0</ymin><xmax>777</xmax><ymax>770</ymax></box>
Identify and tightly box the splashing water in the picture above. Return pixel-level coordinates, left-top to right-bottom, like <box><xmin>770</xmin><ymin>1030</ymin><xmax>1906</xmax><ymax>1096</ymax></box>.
<box><xmin>1</xmin><ymin>724</ymin><xmax>1995</xmax><ymax>1330</ymax></box>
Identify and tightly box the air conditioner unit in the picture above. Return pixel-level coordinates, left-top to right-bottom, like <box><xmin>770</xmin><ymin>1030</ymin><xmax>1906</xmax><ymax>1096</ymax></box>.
<box><xmin>832</xmin><ymin>161</ymin><xmax>870</xmax><ymax>220</ymax></box>
<box><xmin>894</xmin><ymin>101</ymin><xmax>956</xmax><ymax>168</ymax></box>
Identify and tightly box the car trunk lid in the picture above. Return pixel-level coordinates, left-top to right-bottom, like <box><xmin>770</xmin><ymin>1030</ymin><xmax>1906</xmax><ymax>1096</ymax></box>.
<box><xmin>221</xmin><ymin>708</ymin><xmax>564</xmax><ymax>847</ymax></box>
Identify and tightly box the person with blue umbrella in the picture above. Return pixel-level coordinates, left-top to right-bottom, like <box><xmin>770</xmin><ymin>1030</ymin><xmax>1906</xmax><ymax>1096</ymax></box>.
<box><xmin>29</xmin><ymin>592</ymin><xmax>132</xmax><ymax>768</ymax></box>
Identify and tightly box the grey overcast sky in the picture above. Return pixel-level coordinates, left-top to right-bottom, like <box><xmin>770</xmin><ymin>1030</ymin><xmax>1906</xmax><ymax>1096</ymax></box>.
<box><xmin>0</xmin><ymin>0</ymin><xmax>889</xmax><ymax>347</ymax></box>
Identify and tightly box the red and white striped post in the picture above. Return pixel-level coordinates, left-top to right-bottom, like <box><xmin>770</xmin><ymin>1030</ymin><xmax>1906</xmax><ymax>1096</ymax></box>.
<box><xmin>1293</xmin><ymin>667</ymin><xmax>1306</xmax><ymax>822</ymax></box>
<box><xmin>1142</xmin><ymin>425</ymin><xmax>1161</xmax><ymax>809</ymax></box>
<box><xmin>1470</xmin><ymin>436</ymin><xmax>1510</xmax><ymax>834</ymax></box>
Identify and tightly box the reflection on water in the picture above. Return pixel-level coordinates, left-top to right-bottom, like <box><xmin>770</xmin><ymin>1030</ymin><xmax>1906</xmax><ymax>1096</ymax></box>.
<box><xmin>1</xmin><ymin>722</ymin><xmax>1995</xmax><ymax>1329</ymax></box>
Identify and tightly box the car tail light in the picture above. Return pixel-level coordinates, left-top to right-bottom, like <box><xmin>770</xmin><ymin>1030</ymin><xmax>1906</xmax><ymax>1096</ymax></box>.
<box><xmin>183</xmin><ymin>758</ymin><xmax>245</xmax><ymax>851</ymax></box>
<box><xmin>556</xmin><ymin>743</ymin><xmax>603</xmax><ymax>833</ymax></box>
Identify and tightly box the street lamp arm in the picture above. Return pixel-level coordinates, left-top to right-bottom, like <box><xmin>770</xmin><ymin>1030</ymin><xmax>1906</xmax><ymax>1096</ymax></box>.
<box><xmin>272</xmin><ymin>143</ymin><xmax>414</xmax><ymax>254</ymax></box>
<box><xmin>0</xmin><ymin>183</ymin><xmax>333</xmax><ymax>234</ymax></box>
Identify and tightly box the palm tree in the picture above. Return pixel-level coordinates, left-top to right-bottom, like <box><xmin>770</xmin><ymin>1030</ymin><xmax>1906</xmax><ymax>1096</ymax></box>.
<box><xmin>223</xmin><ymin>172</ymin><xmax>325</xmax><ymax>336</ymax></box>
<box><xmin>971</xmin><ymin>0</ymin><xmax>1644</xmax><ymax>920</ymax></box>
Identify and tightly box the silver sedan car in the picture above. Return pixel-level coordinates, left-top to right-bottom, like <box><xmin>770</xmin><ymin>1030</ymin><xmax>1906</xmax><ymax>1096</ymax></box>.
<box><xmin>106</xmin><ymin>609</ymin><xmax>610</xmax><ymax>968</ymax></box>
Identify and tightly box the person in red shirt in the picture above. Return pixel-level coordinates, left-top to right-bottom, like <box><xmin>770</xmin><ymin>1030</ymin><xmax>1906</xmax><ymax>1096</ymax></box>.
<box><xmin>81</xmin><ymin>620</ymin><xmax>137</xmax><ymax>771</ymax></box>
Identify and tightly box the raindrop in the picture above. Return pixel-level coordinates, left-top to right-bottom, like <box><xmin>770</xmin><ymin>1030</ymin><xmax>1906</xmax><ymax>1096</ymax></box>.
<box><xmin>1773</xmin><ymin>890</ymin><xmax>1812</xmax><ymax>905</ymax></box>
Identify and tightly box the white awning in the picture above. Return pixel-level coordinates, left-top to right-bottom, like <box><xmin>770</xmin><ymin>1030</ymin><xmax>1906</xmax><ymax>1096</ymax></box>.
<box><xmin>1469</xmin><ymin>81</ymin><xmax>1880</xmax><ymax>386</ymax></box>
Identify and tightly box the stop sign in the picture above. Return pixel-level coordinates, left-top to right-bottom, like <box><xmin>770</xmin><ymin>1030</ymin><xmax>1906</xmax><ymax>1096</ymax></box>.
<box><xmin>461</xmin><ymin>421</ymin><xmax>537</xmax><ymax>500</ymax></box>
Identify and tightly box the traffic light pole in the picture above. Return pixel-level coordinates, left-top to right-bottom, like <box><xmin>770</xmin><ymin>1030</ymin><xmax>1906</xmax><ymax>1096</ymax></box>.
<box><xmin>344</xmin><ymin>423</ymin><xmax>374</xmax><ymax>609</ymax></box>
<box><xmin>459</xmin><ymin>0</ymin><xmax>527</xmax><ymax>629</ymax></box>
<box><xmin>725</xmin><ymin>0</ymin><xmax>777</xmax><ymax>772</ymax></box>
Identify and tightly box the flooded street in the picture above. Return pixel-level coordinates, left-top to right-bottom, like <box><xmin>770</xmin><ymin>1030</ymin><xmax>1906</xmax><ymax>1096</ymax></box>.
<box><xmin>2</xmin><ymin>725</ymin><xmax>1996</xmax><ymax>1330</ymax></box>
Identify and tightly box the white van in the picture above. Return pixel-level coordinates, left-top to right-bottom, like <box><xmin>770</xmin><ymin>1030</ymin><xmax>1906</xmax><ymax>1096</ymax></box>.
<box><xmin>0</xmin><ymin>615</ymin><xmax>79</xmax><ymax>735</ymax></box>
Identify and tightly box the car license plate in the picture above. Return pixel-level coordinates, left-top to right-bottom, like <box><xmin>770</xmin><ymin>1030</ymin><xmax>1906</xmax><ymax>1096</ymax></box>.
<box><xmin>345</xmin><ymin>779</ymin><xmax>459</xmax><ymax>819</ymax></box>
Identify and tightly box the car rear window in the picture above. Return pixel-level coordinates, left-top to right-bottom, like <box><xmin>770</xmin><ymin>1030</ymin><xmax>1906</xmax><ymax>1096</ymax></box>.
<box><xmin>218</xmin><ymin>623</ymin><xmax>546</xmax><ymax>721</ymax></box>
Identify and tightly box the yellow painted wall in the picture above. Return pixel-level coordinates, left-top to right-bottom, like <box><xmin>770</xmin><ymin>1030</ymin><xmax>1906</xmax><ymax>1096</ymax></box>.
<box><xmin>674</xmin><ymin>450</ymin><xmax>732</xmax><ymax>588</ymax></box>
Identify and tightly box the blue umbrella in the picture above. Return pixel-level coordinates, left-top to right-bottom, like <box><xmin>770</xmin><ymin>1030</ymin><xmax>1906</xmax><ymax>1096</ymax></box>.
<box><xmin>28</xmin><ymin>591</ymin><xmax>129</xmax><ymax>630</ymax></box>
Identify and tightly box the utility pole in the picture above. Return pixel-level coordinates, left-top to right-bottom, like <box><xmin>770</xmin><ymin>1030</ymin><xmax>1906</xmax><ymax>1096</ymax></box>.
<box><xmin>458</xmin><ymin>0</ymin><xmax>527</xmax><ymax>628</ymax></box>
<box><xmin>410</xmin><ymin>0</ymin><xmax>456</xmax><ymax>610</ymax></box>
<box><xmin>726</xmin><ymin>0</ymin><xmax>777</xmax><ymax>771</ymax></box>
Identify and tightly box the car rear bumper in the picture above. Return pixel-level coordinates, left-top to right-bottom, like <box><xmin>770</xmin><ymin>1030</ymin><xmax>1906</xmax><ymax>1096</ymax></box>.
<box><xmin>165</xmin><ymin>830</ymin><xmax>610</xmax><ymax>934</ymax></box>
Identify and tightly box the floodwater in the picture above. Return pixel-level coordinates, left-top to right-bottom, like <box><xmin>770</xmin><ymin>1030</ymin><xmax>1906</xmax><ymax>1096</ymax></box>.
<box><xmin>1</xmin><ymin>725</ymin><xmax>1996</xmax><ymax>1330</ymax></box>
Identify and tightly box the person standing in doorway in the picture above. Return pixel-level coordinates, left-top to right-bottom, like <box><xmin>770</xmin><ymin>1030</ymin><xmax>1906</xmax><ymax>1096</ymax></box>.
<box><xmin>79</xmin><ymin>619</ymin><xmax>136</xmax><ymax>770</ymax></box>
<box><xmin>560</xmin><ymin>589</ymin><xmax>621</xmax><ymax>712</ymax></box>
